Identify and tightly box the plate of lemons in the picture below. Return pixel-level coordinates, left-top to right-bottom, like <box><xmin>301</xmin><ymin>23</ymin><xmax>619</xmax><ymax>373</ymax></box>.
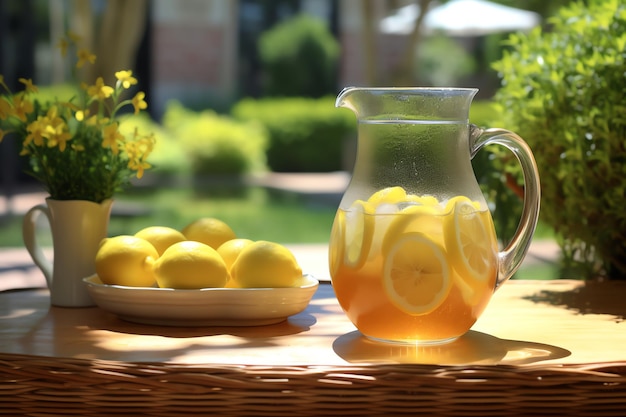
<box><xmin>83</xmin><ymin>218</ymin><xmax>319</xmax><ymax>327</ymax></box>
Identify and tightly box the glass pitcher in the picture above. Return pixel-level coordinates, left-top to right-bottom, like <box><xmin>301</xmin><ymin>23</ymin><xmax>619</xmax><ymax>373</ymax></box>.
<box><xmin>329</xmin><ymin>87</ymin><xmax>540</xmax><ymax>345</ymax></box>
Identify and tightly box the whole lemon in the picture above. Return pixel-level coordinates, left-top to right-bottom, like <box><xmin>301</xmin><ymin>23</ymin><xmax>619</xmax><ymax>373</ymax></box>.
<box><xmin>217</xmin><ymin>238</ymin><xmax>254</xmax><ymax>289</ymax></box>
<box><xmin>154</xmin><ymin>241</ymin><xmax>229</xmax><ymax>289</ymax></box>
<box><xmin>231</xmin><ymin>241</ymin><xmax>302</xmax><ymax>288</ymax></box>
<box><xmin>95</xmin><ymin>235</ymin><xmax>159</xmax><ymax>287</ymax></box>
<box><xmin>134</xmin><ymin>226</ymin><xmax>186</xmax><ymax>256</ymax></box>
<box><xmin>182</xmin><ymin>218</ymin><xmax>237</xmax><ymax>250</ymax></box>
<box><xmin>217</xmin><ymin>238</ymin><xmax>254</xmax><ymax>272</ymax></box>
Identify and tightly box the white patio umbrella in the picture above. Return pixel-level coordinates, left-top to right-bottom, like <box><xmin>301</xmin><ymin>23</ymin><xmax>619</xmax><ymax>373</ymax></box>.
<box><xmin>380</xmin><ymin>0</ymin><xmax>541</xmax><ymax>36</ymax></box>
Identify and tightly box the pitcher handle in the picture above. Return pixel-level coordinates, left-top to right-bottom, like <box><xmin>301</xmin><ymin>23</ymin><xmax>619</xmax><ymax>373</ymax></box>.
<box><xmin>469</xmin><ymin>125</ymin><xmax>541</xmax><ymax>288</ymax></box>
<box><xmin>22</xmin><ymin>204</ymin><xmax>54</xmax><ymax>287</ymax></box>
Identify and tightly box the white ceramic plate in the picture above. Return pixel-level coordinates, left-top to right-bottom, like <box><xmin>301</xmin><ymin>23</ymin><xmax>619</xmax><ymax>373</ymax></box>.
<box><xmin>83</xmin><ymin>275</ymin><xmax>319</xmax><ymax>327</ymax></box>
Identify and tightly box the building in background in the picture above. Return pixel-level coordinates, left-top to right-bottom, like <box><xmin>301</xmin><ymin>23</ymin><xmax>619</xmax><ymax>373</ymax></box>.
<box><xmin>149</xmin><ymin>0</ymin><xmax>340</xmax><ymax>117</ymax></box>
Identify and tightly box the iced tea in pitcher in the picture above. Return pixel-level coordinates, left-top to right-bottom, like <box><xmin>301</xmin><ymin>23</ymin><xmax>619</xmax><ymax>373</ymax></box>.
<box><xmin>329</xmin><ymin>187</ymin><xmax>498</xmax><ymax>344</ymax></box>
<box><xmin>330</xmin><ymin>87</ymin><xmax>541</xmax><ymax>344</ymax></box>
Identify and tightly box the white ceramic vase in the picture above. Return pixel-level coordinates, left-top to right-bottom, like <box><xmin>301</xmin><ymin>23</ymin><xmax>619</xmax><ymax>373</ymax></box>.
<box><xmin>22</xmin><ymin>198</ymin><xmax>113</xmax><ymax>307</ymax></box>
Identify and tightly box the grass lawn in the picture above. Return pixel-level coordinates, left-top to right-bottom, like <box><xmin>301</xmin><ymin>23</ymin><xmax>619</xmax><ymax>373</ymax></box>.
<box><xmin>109</xmin><ymin>185</ymin><xmax>338</xmax><ymax>243</ymax></box>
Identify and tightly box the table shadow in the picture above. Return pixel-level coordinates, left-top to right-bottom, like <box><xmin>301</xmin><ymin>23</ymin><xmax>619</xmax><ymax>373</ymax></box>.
<box><xmin>9</xmin><ymin>305</ymin><xmax>317</xmax><ymax>363</ymax></box>
<box><xmin>333</xmin><ymin>330</ymin><xmax>571</xmax><ymax>366</ymax></box>
<box><xmin>92</xmin><ymin>310</ymin><xmax>317</xmax><ymax>339</ymax></box>
<box><xmin>524</xmin><ymin>280</ymin><xmax>626</xmax><ymax>320</ymax></box>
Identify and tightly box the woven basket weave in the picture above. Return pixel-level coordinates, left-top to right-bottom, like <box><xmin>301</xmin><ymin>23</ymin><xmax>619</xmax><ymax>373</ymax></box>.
<box><xmin>2</xmin><ymin>353</ymin><xmax>626</xmax><ymax>416</ymax></box>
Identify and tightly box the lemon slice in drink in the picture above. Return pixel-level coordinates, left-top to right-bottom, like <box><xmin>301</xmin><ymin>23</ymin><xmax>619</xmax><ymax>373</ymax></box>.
<box><xmin>328</xmin><ymin>210</ymin><xmax>346</xmax><ymax>277</ymax></box>
<box><xmin>381</xmin><ymin>204</ymin><xmax>443</xmax><ymax>255</ymax></box>
<box><xmin>344</xmin><ymin>200</ymin><xmax>375</xmax><ymax>269</ymax></box>
<box><xmin>367</xmin><ymin>186</ymin><xmax>407</xmax><ymax>206</ymax></box>
<box><xmin>443</xmin><ymin>196</ymin><xmax>495</xmax><ymax>284</ymax></box>
<box><xmin>383</xmin><ymin>232</ymin><xmax>452</xmax><ymax>315</ymax></box>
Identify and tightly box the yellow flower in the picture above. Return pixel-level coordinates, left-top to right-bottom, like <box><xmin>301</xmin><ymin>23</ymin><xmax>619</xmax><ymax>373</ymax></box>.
<box><xmin>24</xmin><ymin>118</ymin><xmax>47</xmax><ymax>147</ymax></box>
<box><xmin>115</xmin><ymin>70</ymin><xmax>138</xmax><ymax>89</ymax></box>
<box><xmin>102</xmin><ymin>123</ymin><xmax>124</xmax><ymax>154</ymax></box>
<box><xmin>0</xmin><ymin>34</ymin><xmax>154</xmax><ymax>203</ymax></box>
<box><xmin>77</xmin><ymin>110</ymin><xmax>108</xmax><ymax>126</ymax></box>
<box><xmin>44</xmin><ymin>122</ymin><xmax>72</xmax><ymax>152</ymax></box>
<box><xmin>87</xmin><ymin>77</ymin><xmax>114</xmax><ymax>100</ymax></box>
<box><xmin>76</xmin><ymin>48</ymin><xmax>96</xmax><ymax>68</ymax></box>
<box><xmin>131</xmin><ymin>91</ymin><xmax>148</xmax><ymax>114</ymax></box>
<box><xmin>60</xmin><ymin>101</ymin><xmax>80</xmax><ymax>112</ymax></box>
<box><xmin>128</xmin><ymin>159</ymin><xmax>151</xmax><ymax>179</ymax></box>
<box><xmin>24</xmin><ymin>106</ymin><xmax>67</xmax><ymax>149</ymax></box>
<box><xmin>140</xmin><ymin>133</ymin><xmax>156</xmax><ymax>155</ymax></box>
<box><xmin>124</xmin><ymin>131</ymin><xmax>155</xmax><ymax>178</ymax></box>
<box><xmin>125</xmin><ymin>140</ymin><xmax>152</xmax><ymax>179</ymax></box>
<box><xmin>19</xmin><ymin>78</ymin><xmax>38</xmax><ymax>94</ymax></box>
<box><xmin>0</xmin><ymin>97</ymin><xmax>11</xmax><ymax>120</ymax></box>
<box><xmin>44</xmin><ymin>106</ymin><xmax>64</xmax><ymax>126</ymax></box>
<box><xmin>12</xmin><ymin>94</ymin><xmax>34</xmax><ymax>122</ymax></box>
<box><xmin>88</xmin><ymin>115</ymin><xmax>105</xmax><ymax>126</ymax></box>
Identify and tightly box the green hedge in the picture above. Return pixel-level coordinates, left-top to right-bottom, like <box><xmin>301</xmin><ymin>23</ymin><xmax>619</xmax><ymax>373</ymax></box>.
<box><xmin>231</xmin><ymin>96</ymin><xmax>356</xmax><ymax>172</ymax></box>
<box><xmin>162</xmin><ymin>101</ymin><xmax>268</xmax><ymax>175</ymax></box>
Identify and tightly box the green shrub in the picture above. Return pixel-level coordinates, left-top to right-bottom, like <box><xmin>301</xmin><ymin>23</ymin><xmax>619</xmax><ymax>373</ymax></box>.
<box><xmin>492</xmin><ymin>0</ymin><xmax>626</xmax><ymax>279</ymax></box>
<box><xmin>231</xmin><ymin>96</ymin><xmax>355</xmax><ymax>172</ymax></box>
<box><xmin>162</xmin><ymin>101</ymin><xmax>268</xmax><ymax>175</ymax></box>
<box><xmin>258</xmin><ymin>14</ymin><xmax>339</xmax><ymax>97</ymax></box>
<box><xmin>469</xmin><ymin>100</ymin><xmax>499</xmax><ymax>129</ymax></box>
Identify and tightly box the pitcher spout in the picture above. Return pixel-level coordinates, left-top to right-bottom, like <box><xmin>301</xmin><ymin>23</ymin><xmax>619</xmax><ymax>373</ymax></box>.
<box><xmin>335</xmin><ymin>86</ymin><xmax>359</xmax><ymax>113</ymax></box>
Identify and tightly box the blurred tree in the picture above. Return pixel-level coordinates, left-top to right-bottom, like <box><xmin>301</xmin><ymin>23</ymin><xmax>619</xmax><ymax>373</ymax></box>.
<box><xmin>360</xmin><ymin>0</ymin><xmax>434</xmax><ymax>85</ymax></box>
<box><xmin>358</xmin><ymin>0</ymin><xmax>579</xmax><ymax>86</ymax></box>
<box><xmin>65</xmin><ymin>0</ymin><xmax>148</xmax><ymax>85</ymax></box>
<box><xmin>393</xmin><ymin>0</ymin><xmax>433</xmax><ymax>84</ymax></box>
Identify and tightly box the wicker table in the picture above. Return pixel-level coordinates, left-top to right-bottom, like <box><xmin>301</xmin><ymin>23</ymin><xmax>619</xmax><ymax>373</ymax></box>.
<box><xmin>2</xmin><ymin>253</ymin><xmax>626</xmax><ymax>416</ymax></box>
